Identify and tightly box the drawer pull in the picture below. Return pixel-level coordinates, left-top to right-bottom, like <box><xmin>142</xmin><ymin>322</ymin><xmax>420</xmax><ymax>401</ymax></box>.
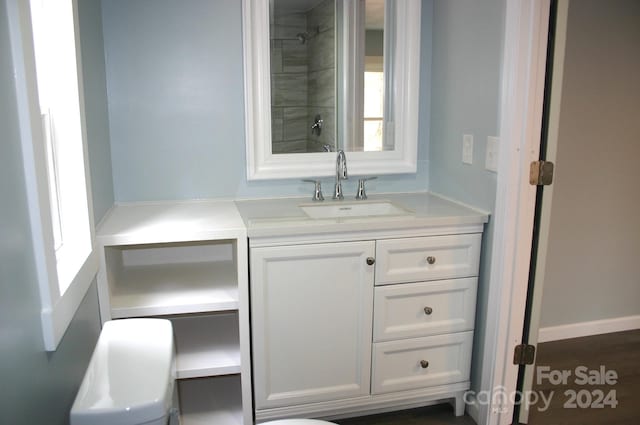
<box><xmin>420</xmin><ymin>360</ymin><xmax>429</xmax><ymax>369</ymax></box>
<box><xmin>366</xmin><ymin>257</ymin><xmax>376</xmax><ymax>266</ymax></box>
<box><xmin>426</xmin><ymin>256</ymin><xmax>436</xmax><ymax>265</ymax></box>
<box><xmin>423</xmin><ymin>306</ymin><xmax>433</xmax><ymax>315</ymax></box>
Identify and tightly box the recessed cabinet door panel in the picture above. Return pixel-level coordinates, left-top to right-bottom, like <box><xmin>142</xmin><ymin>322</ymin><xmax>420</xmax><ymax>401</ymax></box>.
<box><xmin>373</xmin><ymin>278</ymin><xmax>477</xmax><ymax>341</ymax></box>
<box><xmin>375</xmin><ymin>234</ymin><xmax>481</xmax><ymax>285</ymax></box>
<box><xmin>251</xmin><ymin>241</ymin><xmax>375</xmax><ymax>409</ymax></box>
<box><xmin>372</xmin><ymin>332</ymin><xmax>473</xmax><ymax>394</ymax></box>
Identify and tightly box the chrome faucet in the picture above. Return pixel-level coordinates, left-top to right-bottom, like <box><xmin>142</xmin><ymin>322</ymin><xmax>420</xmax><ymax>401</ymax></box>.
<box><xmin>333</xmin><ymin>150</ymin><xmax>348</xmax><ymax>199</ymax></box>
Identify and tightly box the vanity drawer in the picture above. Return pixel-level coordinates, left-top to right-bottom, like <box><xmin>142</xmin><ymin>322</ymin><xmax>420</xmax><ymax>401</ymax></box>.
<box><xmin>371</xmin><ymin>332</ymin><xmax>473</xmax><ymax>394</ymax></box>
<box><xmin>373</xmin><ymin>278</ymin><xmax>477</xmax><ymax>342</ymax></box>
<box><xmin>375</xmin><ymin>234</ymin><xmax>481</xmax><ymax>285</ymax></box>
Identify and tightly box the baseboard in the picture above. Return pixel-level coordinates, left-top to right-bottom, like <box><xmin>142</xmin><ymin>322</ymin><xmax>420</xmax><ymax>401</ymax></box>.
<box><xmin>538</xmin><ymin>315</ymin><xmax>640</xmax><ymax>342</ymax></box>
<box><xmin>465</xmin><ymin>397</ymin><xmax>481</xmax><ymax>424</ymax></box>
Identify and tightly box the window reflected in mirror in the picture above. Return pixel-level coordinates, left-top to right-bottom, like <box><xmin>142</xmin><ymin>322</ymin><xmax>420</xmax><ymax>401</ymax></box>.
<box><xmin>363</xmin><ymin>0</ymin><xmax>385</xmax><ymax>151</ymax></box>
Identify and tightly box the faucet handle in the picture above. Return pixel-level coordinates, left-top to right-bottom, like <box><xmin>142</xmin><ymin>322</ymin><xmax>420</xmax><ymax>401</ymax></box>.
<box><xmin>355</xmin><ymin>176</ymin><xmax>377</xmax><ymax>200</ymax></box>
<box><xmin>302</xmin><ymin>179</ymin><xmax>324</xmax><ymax>201</ymax></box>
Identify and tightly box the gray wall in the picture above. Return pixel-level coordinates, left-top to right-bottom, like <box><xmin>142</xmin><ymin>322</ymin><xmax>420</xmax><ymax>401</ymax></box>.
<box><xmin>0</xmin><ymin>0</ymin><xmax>110</xmax><ymax>423</ymax></box>
<box><xmin>101</xmin><ymin>0</ymin><xmax>430</xmax><ymax>202</ymax></box>
<box><xmin>0</xmin><ymin>1</ymin><xmax>100</xmax><ymax>425</ymax></box>
<box><xmin>428</xmin><ymin>0</ymin><xmax>504</xmax><ymax>392</ymax></box>
<box><xmin>539</xmin><ymin>0</ymin><xmax>640</xmax><ymax>327</ymax></box>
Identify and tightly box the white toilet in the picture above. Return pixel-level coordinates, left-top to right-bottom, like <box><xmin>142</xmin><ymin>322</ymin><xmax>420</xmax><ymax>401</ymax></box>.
<box><xmin>70</xmin><ymin>318</ymin><xmax>177</xmax><ymax>425</ymax></box>
<box><xmin>71</xmin><ymin>318</ymin><xmax>335</xmax><ymax>425</ymax></box>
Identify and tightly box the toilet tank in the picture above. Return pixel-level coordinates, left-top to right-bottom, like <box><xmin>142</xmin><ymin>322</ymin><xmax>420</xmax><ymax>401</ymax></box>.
<box><xmin>70</xmin><ymin>318</ymin><xmax>176</xmax><ymax>425</ymax></box>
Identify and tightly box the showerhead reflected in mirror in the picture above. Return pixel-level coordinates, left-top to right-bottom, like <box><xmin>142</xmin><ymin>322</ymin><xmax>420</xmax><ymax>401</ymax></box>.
<box><xmin>270</xmin><ymin>0</ymin><xmax>336</xmax><ymax>154</ymax></box>
<box><xmin>269</xmin><ymin>0</ymin><xmax>389</xmax><ymax>154</ymax></box>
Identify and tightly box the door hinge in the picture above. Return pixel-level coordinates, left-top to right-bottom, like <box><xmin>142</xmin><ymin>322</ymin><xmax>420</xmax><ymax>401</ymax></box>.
<box><xmin>513</xmin><ymin>344</ymin><xmax>536</xmax><ymax>365</ymax></box>
<box><xmin>529</xmin><ymin>161</ymin><xmax>554</xmax><ymax>186</ymax></box>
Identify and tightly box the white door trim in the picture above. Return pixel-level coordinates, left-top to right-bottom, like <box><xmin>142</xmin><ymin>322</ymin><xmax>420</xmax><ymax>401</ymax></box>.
<box><xmin>518</xmin><ymin>1</ymin><xmax>569</xmax><ymax>422</ymax></box>
<box><xmin>475</xmin><ymin>1</ymin><xmax>551</xmax><ymax>424</ymax></box>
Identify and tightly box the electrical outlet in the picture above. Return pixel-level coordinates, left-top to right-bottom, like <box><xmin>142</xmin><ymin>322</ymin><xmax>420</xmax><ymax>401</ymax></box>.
<box><xmin>485</xmin><ymin>136</ymin><xmax>500</xmax><ymax>172</ymax></box>
<box><xmin>462</xmin><ymin>134</ymin><xmax>474</xmax><ymax>165</ymax></box>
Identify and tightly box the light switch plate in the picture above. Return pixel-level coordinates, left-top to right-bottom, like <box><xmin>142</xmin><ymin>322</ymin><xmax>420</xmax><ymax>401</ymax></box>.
<box><xmin>485</xmin><ymin>136</ymin><xmax>500</xmax><ymax>172</ymax></box>
<box><xmin>462</xmin><ymin>134</ymin><xmax>473</xmax><ymax>165</ymax></box>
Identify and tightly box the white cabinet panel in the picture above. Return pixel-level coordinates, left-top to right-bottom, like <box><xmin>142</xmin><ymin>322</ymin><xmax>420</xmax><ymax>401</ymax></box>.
<box><xmin>373</xmin><ymin>278</ymin><xmax>477</xmax><ymax>341</ymax></box>
<box><xmin>375</xmin><ymin>234</ymin><xmax>481</xmax><ymax>285</ymax></box>
<box><xmin>251</xmin><ymin>241</ymin><xmax>375</xmax><ymax>409</ymax></box>
<box><xmin>372</xmin><ymin>332</ymin><xmax>473</xmax><ymax>394</ymax></box>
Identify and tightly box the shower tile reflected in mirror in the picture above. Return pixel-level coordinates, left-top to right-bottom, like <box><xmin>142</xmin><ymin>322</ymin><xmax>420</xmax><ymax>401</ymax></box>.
<box><xmin>270</xmin><ymin>0</ymin><xmax>336</xmax><ymax>154</ymax></box>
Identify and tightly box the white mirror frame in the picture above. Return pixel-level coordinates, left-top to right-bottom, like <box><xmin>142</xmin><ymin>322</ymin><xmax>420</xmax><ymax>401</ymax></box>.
<box><xmin>242</xmin><ymin>0</ymin><xmax>421</xmax><ymax>180</ymax></box>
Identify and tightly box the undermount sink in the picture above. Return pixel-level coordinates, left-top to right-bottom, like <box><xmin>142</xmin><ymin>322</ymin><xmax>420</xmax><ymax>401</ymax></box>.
<box><xmin>300</xmin><ymin>200</ymin><xmax>411</xmax><ymax>219</ymax></box>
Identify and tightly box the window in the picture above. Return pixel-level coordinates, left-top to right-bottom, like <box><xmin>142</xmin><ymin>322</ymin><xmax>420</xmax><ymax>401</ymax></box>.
<box><xmin>8</xmin><ymin>0</ymin><xmax>98</xmax><ymax>350</ymax></box>
<box><xmin>30</xmin><ymin>0</ymin><xmax>93</xmax><ymax>295</ymax></box>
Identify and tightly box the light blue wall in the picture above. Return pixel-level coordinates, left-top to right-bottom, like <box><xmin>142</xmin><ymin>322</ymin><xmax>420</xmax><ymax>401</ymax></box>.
<box><xmin>428</xmin><ymin>0</ymin><xmax>504</xmax><ymax>393</ymax></box>
<box><xmin>0</xmin><ymin>1</ymin><xmax>102</xmax><ymax>423</ymax></box>
<box><xmin>80</xmin><ymin>0</ymin><xmax>114</xmax><ymax>223</ymax></box>
<box><xmin>102</xmin><ymin>0</ymin><xmax>432</xmax><ymax>202</ymax></box>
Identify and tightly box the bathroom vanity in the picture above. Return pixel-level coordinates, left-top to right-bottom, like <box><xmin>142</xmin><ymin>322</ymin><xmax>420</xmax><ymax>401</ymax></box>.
<box><xmin>236</xmin><ymin>193</ymin><xmax>487</xmax><ymax>421</ymax></box>
<box><xmin>94</xmin><ymin>193</ymin><xmax>487</xmax><ymax>424</ymax></box>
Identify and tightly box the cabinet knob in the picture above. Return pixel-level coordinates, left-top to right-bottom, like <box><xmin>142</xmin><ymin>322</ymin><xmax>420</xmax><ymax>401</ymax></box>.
<box><xmin>426</xmin><ymin>256</ymin><xmax>436</xmax><ymax>265</ymax></box>
<box><xmin>420</xmin><ymin>360</ymin><xmax>429</xmax><ymax>369</ymax></box>
<box><xmin>366</xmin><ymin>257</ymin><xmax>375</xmax><ymax>266</ymax></box>
<box><xmin>424</xmin><ymin>306</ymin><xmax>433</xmax><ymax>315</ymax></box>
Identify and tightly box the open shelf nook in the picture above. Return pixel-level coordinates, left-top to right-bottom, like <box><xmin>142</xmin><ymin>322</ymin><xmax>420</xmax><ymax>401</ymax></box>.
<box><xmin>103</xmin><ymin>240</ymin><xmax>239</xmax><ymax>318</ymax></box>
<box><xmin>171</xmin><ymin>312</ymin><xmax>241</xmax><ymax>379</ymax></box>
<box><xmin>95</xmin><ymin>200</ymin><xmax>252</xmax><ymax>424</ymax></box>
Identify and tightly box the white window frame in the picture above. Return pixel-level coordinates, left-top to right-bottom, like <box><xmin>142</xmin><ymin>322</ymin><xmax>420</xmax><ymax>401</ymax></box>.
<box><xmin>7</xmin><ymin>0</ymin><xmax>98</xmax><ymax>351</ymax></box>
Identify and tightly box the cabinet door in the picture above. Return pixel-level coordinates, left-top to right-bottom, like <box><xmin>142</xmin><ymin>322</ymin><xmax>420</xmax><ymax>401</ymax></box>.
<box><xmin>251</xmin><ymin>241</ymin><xmax>375</xmax><ymax>409</ymax></box>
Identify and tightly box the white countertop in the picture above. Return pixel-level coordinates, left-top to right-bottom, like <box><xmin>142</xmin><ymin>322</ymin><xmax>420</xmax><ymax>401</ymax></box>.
<box><xmin>96</xmin><ymin>193</ymin><xmax>489</xmax><ymax>244</ymax></box>
<box><xmin>235</xmin><ymin>192</ymin><xmax>489</xmax><ymax>238</ymax></box>
<box><xmin>97</xmin><ymin>200</ymin><xmax>246</xmax><ymax>245</ymax></box>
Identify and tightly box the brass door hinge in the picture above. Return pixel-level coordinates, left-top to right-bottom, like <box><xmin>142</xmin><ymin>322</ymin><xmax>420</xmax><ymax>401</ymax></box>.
<box><xmin>529</xmin><ymin>161</ymin><xmax>554</xmax><ymax>186</ymax></box>
<box><xmin>513</xmin><ymin>344</ymin><xmax>536</xmax><ymax>365</ymax></box>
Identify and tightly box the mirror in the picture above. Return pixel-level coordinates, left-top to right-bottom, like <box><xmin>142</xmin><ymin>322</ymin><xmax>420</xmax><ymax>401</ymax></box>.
<box><xmin>269</xmin><ymin>0</ymin><xmax>337</xmax><ymax>154</ymax></box>
<box><xmin>243</xmin><ymin>0</ymin><xmax>421</xmax><ymax>180</ymax></box>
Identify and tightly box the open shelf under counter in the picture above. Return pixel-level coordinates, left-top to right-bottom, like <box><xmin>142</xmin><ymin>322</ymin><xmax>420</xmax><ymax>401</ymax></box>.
<box><xmin>109</xmin><ymin>260</ymin><xmax>239</xmax><ymax>318</ymax></box>
<box><xmin>179</xmin><ymin>375</ymin><xmax>243</xmax><ymax>425</ymax></box>
<box><xmin>171</xmin><ymin>312</ymin><xmax>241</xmax><ymax>379</ymax></box>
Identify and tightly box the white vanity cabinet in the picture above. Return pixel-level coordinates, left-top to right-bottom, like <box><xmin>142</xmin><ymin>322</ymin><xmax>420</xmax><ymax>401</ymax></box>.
<box><xmin>371</xmin><ymin>235</ymin><xmax>480</xmax><ymax>415</ymax></box>
<box><xmin>95</xmin><ymin>201</ymin><xmax>253</xmax><ymax>425</ymax></box>
<box><xmin>249</xmin><ymin>228</ymin><xmax>483</xmax><ymax>421</ymax></box>
<box><xmin>251</xmin><ymin>241</ymin><xmax>375</xmax><ymax>409</ymax></box>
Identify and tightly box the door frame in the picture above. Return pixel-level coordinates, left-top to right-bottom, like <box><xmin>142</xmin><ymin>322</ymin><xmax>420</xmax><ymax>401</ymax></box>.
<box><xmin>475</xmin><ymin>1</ymin><xmax>552</xmax><ymax>424</ymax></box>
<box><xmin>517</xmin><ymin>1</ymin><xmax>569</xmax><ymax>422</ymax></box>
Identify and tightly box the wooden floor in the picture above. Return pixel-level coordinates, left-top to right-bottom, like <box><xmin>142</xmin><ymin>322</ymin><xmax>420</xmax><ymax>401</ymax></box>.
<box><xmin>335</xmin><ymin>404</ymin><xmax>476</xmax><ymax>425</ymax></box>
<box><xmin>527</xmin><ymin>329</ymin><xmax>640</xmax><ymax>425</ymax></box>
<box><xmin>333</xmin><ymin>330</ymin><xmax>639</xmax><ymax>425</ymax></box>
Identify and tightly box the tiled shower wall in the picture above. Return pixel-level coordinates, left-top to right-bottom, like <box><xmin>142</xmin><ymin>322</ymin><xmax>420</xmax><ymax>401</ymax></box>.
<box><xmin>270</xmin><ymin>0</ymin><xmax>335</xmax><ymax>154</ymax></box>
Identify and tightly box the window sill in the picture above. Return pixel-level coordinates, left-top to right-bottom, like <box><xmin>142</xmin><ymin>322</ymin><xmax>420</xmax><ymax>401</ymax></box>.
<box><xmin>41</xmin><ymin>248</ymin><xmax>99</xmax><ymax>351</ymax></box>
